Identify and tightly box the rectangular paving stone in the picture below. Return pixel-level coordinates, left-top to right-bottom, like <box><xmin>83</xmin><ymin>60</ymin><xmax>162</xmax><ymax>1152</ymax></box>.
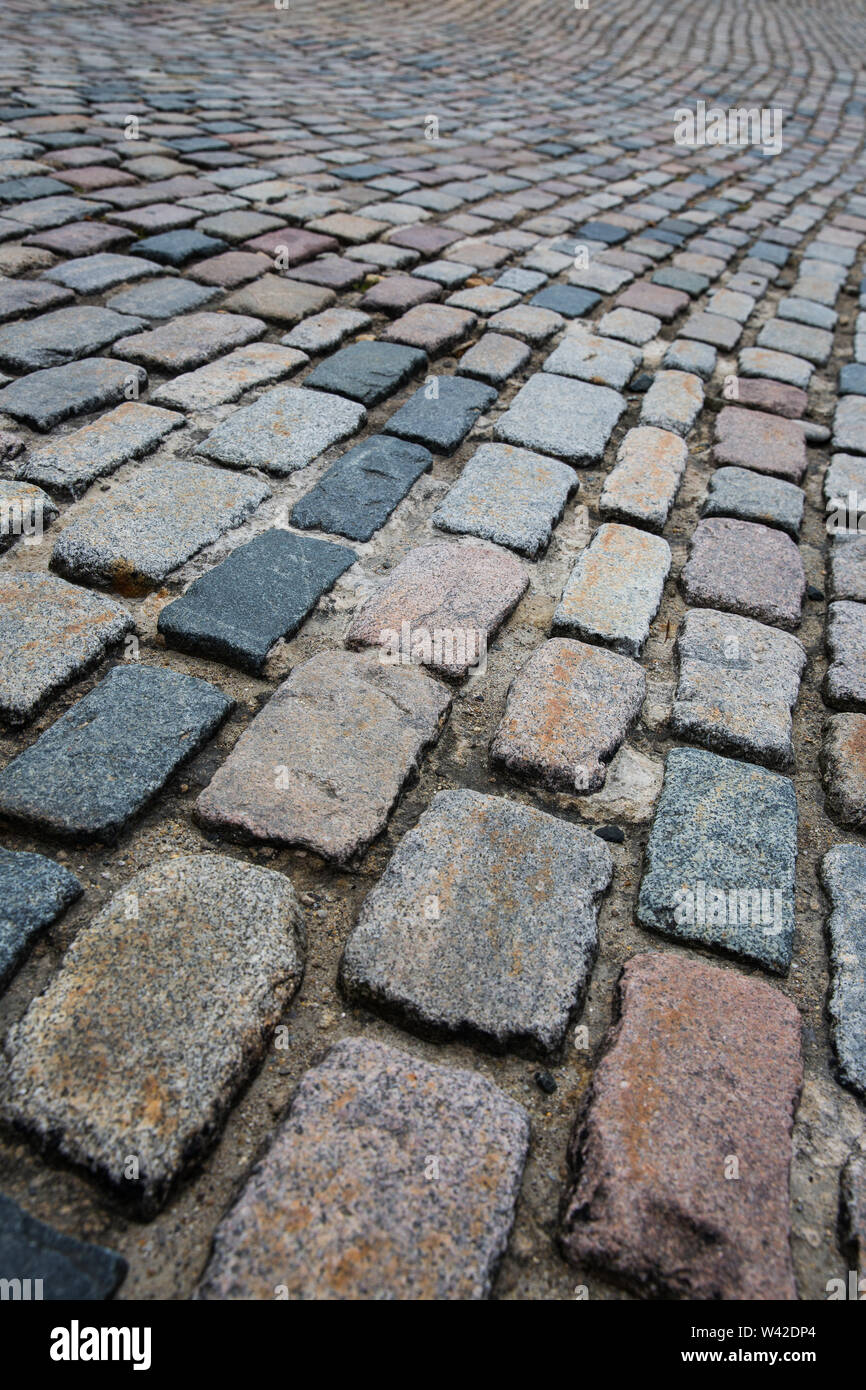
<box><xmin>0</xmin><ymin>357</ymin><xmax>147</xmax><ymax>431</ymax></box>
<box><xmin>0</xmin><ymin>665</ymin><xmax>232</xmax><ymax>841</ymax></box>
<box><xmin>197</xmin><ymin>385</ymin><xmax>365</xmax><ymax>474</ymax></box>
<box><xmin>731</xmin><ymin>378</ymin><xmax>807</xmax><ymax>418</ymax></box>
<box><xmin>456</xmin><ymin>332</ymin><xmax>530</xmax><ymax>386</ymax></box>
<box><xmin>614</xmin><ymin>280</ymin><xmax>688</xmax><ymax>321</ymax></box>
<box><xmin>820</xmin><ymin>845</ymin><xmax>866</xmax><ymax>1097</ymax></box>
<box><xmin>281</xmin><ymin>307</ymin><xmax>371</xmax><ymax>354</ymax></box>
<box><xmin>681</xmin><ymin>517</ymin><xmax>805</xmax><ymax>630</ymax></box>
<box><xmin>542</xmin><ymin>325</ymin><xmax>641</xmax><ymax>390</ymax></box>
<box><xmin>340</xmin><ymin>789</ymin><xmax>612</xmax><ymax>1058</ymax></box>
<box><xmin>757</xmin><ymin>318</ymin><xmax>833</xmax><ymax>366</ymax></box>
<box><xmin>825</xmin><ymin>601</ymin><xmax>866</xmax><ymax>709</ymax></box>
<box><xmin>51</xmin><ymin>460</ymin><xmax>270</xmax><ymax>594</ymax></box>
<box><xmin>105</xmin><ymin>275</ymin><xmax>218</xmax><ymax>320</ymax></box>
<box><xmin>679</xmin><ymin>309</ymin><xmax>742</xmax><ymax>351</ymax></box>
<box><xmin>713</xmin><ymin>405</ymin><xmax>808</xmax><ymax>482</ymax></box>
<box><xmin>290</xmin><ymin>434</ymin><xmax>432</xmax><ymax>542</ymax></box>
<box><xmin>382</xmin><ymin>303</ymin><xmax>476</xmax><ymax>355</ymax></box>
<box><xmin>360</xmin><ymin>273</ymin><xmax>440</xmax><ymax>316</ymax></box>
<box><xmin>158</xmin><ymin>528</ymin><xmax>356</xmax><ymax>674</ymax></box>
<box><xmin>195</xmin><ymin>649</ymin><xmax>451</xmax><ymax>863</ymax></box>
<box><xmin>0</xmin><ymin>1192</ymin><xmax>125</xmax><ymax>1300</ymax></box>
<box><xmin>432</xmin><ymin>442</ymin><xmax>575</xmax><ymax>557</ymax></box>
<box><xmin>638</xmin><ymin>745</ymin><xmax>797</xmax><ymax>971</ymax></box>
<box><xmin>829</xmin><ymin>533</ymin><xmax>866</xmax><ymax>602</ymax></box>
<box><xmin>222</xmin><ymin>273</ymin><xmax>334</xmax><ymax>324</ymax></box>
<box><xmin>23</xmin><ymin>220</ymin><xmax>132</xmax><ymax>256</ymax></box>
<box><xmin>491</xmin><ymin>636</ymin><xmax>645</xmax><ymax>793</ymax></box>
<box><xmin>17</xmin><ymin>401</ymin><xmax>184</xmax><ymax>498</ymax></box>
<box><xmin>42</xmin><ymin>252</ymin><xmax>160</xmax><ymax>294</ymax></box>
<box><xmin>305</xmin><ymin>340</ymin><xmax>426</xmax><ymax>406</ymax></box>
<box><xmin>487</xmin><ymin>305</ymin><xmax>563</xmax><ymax>345</ymax></box>
<box><xmin>834</xmin><ymin>397</ymin><xmax>866</xmax><ymax>454</ymax></box>
<box><xmin>0</xmin><ymin>277</ymin><xmax>72</xmax><ymax>322</ymax></box>
<box><xmin>738</xmin><ymin>346</ymin><xmax>814</xmax><ymax>390</ymax></box>
<box><xmin>599</xmin><ymin>426</ymin><xmax>687</xmax><ymax>532</ymax></box>
<box><xmin>663</xmin><ymin>337</ymin><xmax>716</xmax><ymax>379</ymax></box>
<box><xmin>244</xmin><ymin>226</ymin><xmax>339</xmax><ymax>262</ymax></box>
<box><xmin>195</xmin><ymin>1036</ymin><xmax>528</xmax><ymax>1300</ymax></box>
<box><xmin>495</xmin><ymin>372</ymin><xmax>626</xmax><ymax>466</ymax></box>
<box><xmin>530</xmin><ymin>285</ymin><xmax>601</xmax><ymax>319</ymax></box>
<box><xmin>560</xmin><ymin>951</ymin><xmax>802</xmax><ymax>1297</ymax></box>
<box><xmin>130</xmin><ymin>229</ymin><xmax>228</xmax><ymax>266</ymax></box>
<box><xmin>553</xmin><ymin>523</ymin><xmax>670</xmax><ymax>657</ymax></box>
<box><xmin>0</xmin><ymin>306</ymin><xmax>146</xmax><ymax>372</ymax></box>
<box><xmin>821</xmin><ymin>714</ymin><xmax>866</xmax><ymax>829</ymax></box>
<box><xmin>0</xmin><ymin>847</ymin><xmax>82</xmax><ymax>987</ymax></box>
<box><xmin>597</xmin><ymin>306</ymin><xmax>661</xmax><ymax>345</ymax></box>
<box><xmin>112</xmin><ymin>310</ymin><xmax>264</xmax><ymax>372</ymax></box>
<box><xmin>672</xmin><ymin>608</ymin><xmax>806</xmax><ymax>770</ymax></box>
<box><xmin>639</xmin><ymin>369</ymin><xmax>703</xmax><ymax>435</ymax></box>
<box><xmin>702</xmin><ymin>465</ymin><xmax>804</xmax><ymax>538</ymax></box>
<box><xmin>150</xmin><ymin>343</ymin><xmax>307</xmax><ymax>413</ymax></box>
<box><xmin>384</xmin><ymin>376</ymin><xmax>496</xmax><ymax>454</ymax></box>
<box><xmin>347</xmin><ymin>540</ymin><xmax>527</xmax><ymax>678</ymax></box>
<box><xmin>3</xmin><ymin>854</ymin><xmax>303</xmax><ymax>1211</ymax></box>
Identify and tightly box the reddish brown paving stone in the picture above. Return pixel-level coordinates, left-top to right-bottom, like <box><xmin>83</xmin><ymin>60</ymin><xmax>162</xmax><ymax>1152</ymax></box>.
<box><xmin>713</xmin><ymin>405</ymin><xmax>808</xmax><ymax>482</ymax></box>
<box><xmin>360</xmin><ymin>273</ymin><xmax>441</xmax><ymax>315</ymax></box>
<box><xmin>346</xmin><ymin>541</ymin><xmax>528</xmax><ymax>679</ymax></box>
<box><xmin>21</xmin><ymin>221</ymin><xmax>133</xmax><ymax>255</ymax></box>
<box><xmin>186</xmin><ymin>250</ymin><xmax>272</xmax><ymax>287</ymax></box>
<box><xmin>388</xmin><ymin>224</ymin><xmax>461</xmax><ymax>253</ymax></box>
<box><xmin>599</xmin><ymin>426</ymin><xmax>687</xmax><ymax>532</ymax></box>
<box><xmin>52</xmin><ymin>165</ymin><xmax>138</xmax><ymax>192</ymax></box>
<box><xmin>490</xmin><ymin>636</ymin><xmax>645</xmax><ymax>792</ymax></box>
<box><xmin>287</xmin><ymin>255</ymin><xmax>374</xmax><ymax>290</ymax></box>
<box><xmin>821</xmin><ymin>713</ymin><xmax>866</xmax><ymax>827</ymax></box>
<box><xmin>614</xmin><ymin>280</ymin><xmax>689</xmax><ymax>321</ymax></box>
<box><xmin>560</xmin><ymin>951</ymin><xmax>802</xmax><ymax>1300</ymax></box>
<box><xmin>194</xmin><ymin>649</ymin><xmax>451</xmax><ymax>863</ymax></box>
<box><xmin>382</xmin><ymin>303</ymin><xmax>477</xmax><ymax>354</ymax></box>
<box><xmin>681</xmin><ymin>517</ymin><xmax>806</xmax><ymax>630</ymax></box>
<box><xmin>243</xmin><ymin>226</ymin><xmax>339</xmax><ymax>261</ymax></box>
<box><xmin>731</xmin><ymin>378</ymin><xmax>807</xmax><ymax>418</ymax></box>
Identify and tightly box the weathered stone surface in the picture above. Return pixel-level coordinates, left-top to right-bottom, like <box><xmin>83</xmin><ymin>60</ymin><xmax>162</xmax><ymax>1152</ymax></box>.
<box><xmin>824</xmin><ymin>452</ymin><xmax>866</xmax><ymax>509</ymax></box>
<box><xmin>0</xmin><ymin>571</ymin><xmax>134</xmax><ymax>724</ymax></box>
<box><xmin>0</xmin><ymin>277</ymin><xmax>72</xmax><ymax>322</ymax></box>
<box><xmin>757</xmin><ymin>318</ymin><xmax>833</xmax><ymax>366</ymax></box>
<box><xmin>553</xmin><ymin>522</ymin><xmax>670</xmax><ymax>657</ymax></box>
<box><xmin>112</xmin><ymin>310</ymin><xmax>264</xmax><ymax>372</ymax></box>
<box><xmin>680</xmin><ymin>309</ymin><xmax>742</xmax><ymax>350</ymax></box>
<box><xmin>820</xmin><ymin>846</ymin><xmax>866</xmax><ymax>1098</ymax></box>
<box><xmin>560</xmin><ymin>951</ymin><xmax>802</xmax><ymax>1297</ymax></box>
<box><xmin>702</xmin><ymin>466</ymin><xmax>804</xmax><ymax>538</ymax></box>
<box><xmin>0</xmin><ymin>357</ymin><xmax>147</xmax><ymax>431</ymax></box>
<box><xmin>433</xmin><ymin>442</ymin><xmax>575</xmax><ymax>557</ymax></box>
<box><xmin>360</xmin><ymin>273</ymin><xmax>440</xmax><ymax>316</ymax></box>
<box><xmin>0</xmin><ymin>477</ymin><xmax>58</xmax><ymax>551</ymax></box>
<box><xmin>158</xmin><ymin>529</ymin><xmax>356</xmax><ymax>673</ymax></box>
<box><xmin>731</xmin><ymin>378</ymin><xmax>807</xmax><ymax>418</ymax></box>
<box><xmin>17</xmin><ymin>401</ymin><xmax>184</xmax><ymax>498</ymax></box>
<box><xmin>384</xmin><ymin>376</ymin><xmax>497</xmax><ymax>454</ymax></box>
<box><xmin>51</xmin><ymin>461</ymin><xmax>270</xmax><ymax>594</ymax></box>
<box><xmin>639</xmin><ymin>369</ymin><xmax>702</xmax><ymax>435</ymax></box>
<box><xmin>662</xmin><ymin>337</ymin><xmax>716</xmax><ymax>379</ymax></box>
<box><xmin>150</xmin><ymin>343</ymin><xmax>307</xmax><ymax>413</ymax></box>
<box><xmin>637</xmin><ymin>746</ymin><xmax>797</xmax><ymax>971</ymax></box>
<box><xmin>828</xmin><ymin>534</ymin><xmax>866</xmax><ymax>603</ymax></box>
<box><xmin>2</xmin><ymin>855</ymin><xmax>304</xmax><ymax>1211</ymax></box>
<box><xmin>456</xmin><ymin>332</ymin><xmax>530</xmax><ymax>386</ymax></box>
<box><xmin>0</xmin><ymin>1193</ymin><xmax>126</xmax><ymax>1300</ymax></box>
<box><xmin>105</xmin><ymin>275</ymin><xmax>218</xmax><ymax>320</ymax></box>
<box><xmin>615</xmin><ymin>280</ymin><xmax>688</xmax><ymax>321</ymax></box>
<box><xmin>487</xmin><ymin>304</ymin><xmax>563</xmax><ymax>344</ymax></box>
<box><xmin>196</xmin><ymin>1036</ymin><xmax>528</xmax><ymax>1300</ymax></box>
<box><xmin>43</xmin><ymin>252</ymin><xmax>159</xmax><ymax>294</ymax></box>
<box><xmin>223</xmin><ymin>273</ymin><xmax>334</xmax><ymax>324</ymax></box>
<box><xmin>198</xmin><ymin>385</ymin><xmax>365</xmax><ymax>475</ymax></box>
<box><xmin>491</xmin><ymin>637</ymin><xmax>645</xmax><ymax>792</ymax></box>
<box><xmin>713</xmin><ymin>406</ymin><xmax>807</xmax><ymax>482</ymax></box>
<box><xmin>0</xmin><ymin>665</ymin><xmax>232</xmax><ymax>841</ymax></box>
<box><xmin>842</xmin><ymin>1155</ymin><xmax>866</xmax><ymax>1275</ymax></box>
<box><xmin>0</xmin><ymin>302</ymin><xmax>146</xmax><ymax>369</ymax></box>
<box><xmin>195</xmin><ymin>650</ymin><xmax>451</xmax><ymax>863</ymax></box>
<box><xmin>681</xmin><ymin>517</ymin><xmax>805</xmax><ymax>630</ymax></box>
<box><xmin>542</xmin><ymin>325</ymin><xmax>641</xmax><ymax>389</ymax></box>
<box><xmin>826</xmin><ymin>601</ymin><xmax>866</xmax><ymax>710</ymax></box>
<box><xmin>281</xmin><ymin>307</ymin><xmax>371</xmax><ymax>353</ymax></box>
<box><xmin>305</xmin><ymin>340</ymin><xmax>426</xmax><ymax>406</ymax></box>
<box><xmin>834</xmin><ymin>397</ymin><xmax>866</xmax><ymax>455</ymax></box>
<box><xmin>340</xmin><ymin>789</ymin><xmax>612</xmax><ymax>1057</ymax></box>
<box><xmin>672</xmin><ymin>608</ymin><xmax>806</xmax><ymax>769</ymax></box>
<box><xmin>347</xmin><ymin>540</ymin><xmax>527</xmax><ymax>678</ymax></box>
<box><xmin>531</xmin><ymin>285</ymin><xmax>601</xmax><ymax>318</ymax></box>
<box><xmin>495</xmin><ymin>372</ymin><xmax>625</xmax><ymax>465</ymax></box>
<box><xmin>382</xmin><ymin>303</ymin><xmax>476</xmax><ymax>355</ymax></box>
<box><xmin>599</xmin><ymin>426</ymin><xmax>686</xmax><ymax>532</ymax></box>
<box><xmin>291</xmin><ymin>434</ymin><xmax>432</xmax><ymax>542</ymax></box>
<box><xmin>580</xmin><ymin>745</ymin><xmax>663</xmax><ymax>823</ymax></box>
<box><xmin>597</xmin><ymin>306</ymin><xmax>660</xmax><ymax>345</ymax></box>
<box><xmin>822</xmin><ymin>715</ymin><xmax>866</xmax><ymax>828</ymax></box>
<box><xmin>0</xmin><ymin>847</ymin><xmax>82</xmax><ymax>987</ymax></box>
<box><xmin>738</xmin><ymin>346</ymin><xmax>813</xmax><ymax>390</ymax></box>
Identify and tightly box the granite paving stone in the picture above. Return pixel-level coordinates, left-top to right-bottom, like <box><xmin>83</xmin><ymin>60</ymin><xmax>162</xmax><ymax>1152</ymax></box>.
<box><xmin>112</xmin><ymin>310</ymin><xmax>264</xmax><ymax>372</ymax></box>
<box><xmin>130</xmin><ymin>229</ymin><xmax>228</xmax><ymax>266</ymax></box>
<box><xmin>730</xmin><ymin>378</ymin><xmax>807</xmax><ymax>418</ymax></box>
<box><xmin>197</xmin><ymin>385</ymin><xmax>365</xmax><ymax>474</ymax></box>
<box><xmin>820</xmin><ymin>846</ymin><xmax>866</xmax><ymax>1097</ymax></box>
<box><xmin>713</xmin><ymin>405</ymin><xmax>808</xmax><ymax>483</ymax></box>
<box><xmin>596</xmin><ymin>306</ymin><xmax>661</xmax><ymax>345</ymax></box>
<box><xmin>542</xmin><ymin>325</ymin><xmax>641</xmax><ymax>389</ymax></box>
<box><xmin>150</xmin><ymin>343</ymin><xmax>307</xmax><ymax>413</ymax></box>
<box><xmin>491</xmin><ymin>636</ymin><xmax>645</xmax><ymax>792</ymax></box>
<box><xmin>2</xmin><ymin>854</ymin><xmax>304</xmax><ymax>1210</ymax></box>
<box><xmin>291</xmin><ymin>435</ymin><xmax>431</xmax><ymax>542</ymax></box>
<box><xmin>222</xmin><ymin>273</ymin><xmax>334</xmax><ymax>324</ymax></box>
<box><xmin>0</xmin><ymin>847</ymin><xmax>82</xmax><ymax>988</ymax></box>
<box><xmin>0</xmin><ymin>1193</ymin><xmax>125</xmax><ymax>1300</ymax></box>
<box><xmin>158</xmin><ymin>529</ymin><xmax>356</xmax><ymax>674</ymax></box>
<box><xmin>599</xmin><ymin>426</ymin><xmax>686</xmax><ymax>532</ymax></box>
<box><xmin>681</xmin><ymin>517</ymin><xmax>805</xmax><ymax>630</ymax></box>
<box><xmin>455</xmin><ymin>332</ymin><xmax>530</xmax><ymax>386</ymax></box>
<box><xmin>487</xmin><ymin>304</ymin><xmax>563</xmax><ymax>344</ymax></box>
<box><xmin>195</xmin><ymin>649</ymin><xmax>451</xmax><ymax>862</ymax></box>
<box><xmin>757</xmin><ymin>319</ymin><xmax>834</xmax><ymax>366</ymax></box>
<box><xmin>195</xmin><ymin>1036</ymin><xmax>528</xmax><ymax>1300</ymax></box>
<box><xmin>834</xmin><ymin>397</ymin><xmax>866</xmax><ymax>455</ymax></box>
<box><xmin>0</xmin><ymin>357</ymin><xmax>147</xmax><ymax>431</ymax></box>
<box><xmin>432</xmin><ymin>442</ymin><xmax>575</xmax><ymax>557</ymax></box>
<box><xmin>639</xmin><ymin>369</ymin><xmax>702</xmax><ymax>435</ymax></box>
<box><xmin>828</xmin><ymin>533</ymin><xmax>866</xmax><ymax>603</ymax></box>
<box><xmin>636</xmin><ymin>746</ymin><xmax>798</xmax><ymax>971</ymax></box>
<box><xmin>105</xmin><ymin>275</ymin><xmax>218</xmax><ymax>320</ymax></box>
<box><xmin>822</xmin><ymin>715</ymin><xmax>866</xmax><ymax>829</ymax></box>
<box><xmin>702</xmin><ymin>466</ymin><xmax>804</xmax><ymax>538</ymax></box>
<box><xmin>560</xmin><ymin>952</ymin><xmax>802</xmax><ymax>1296</ymax></box>
<box><xmin>553</xmin><ymin>522</ymin><xmax>670</xmax><ymax>657</ymax></box>
<box><xmin>41</xmin><ymin>252</ymin><xmax>160</xmax><ymax>294</ymax></box>
<box><xmin>662</xmin><ymin>338</ymin><xmax>716</xmax><ymax>379</ymax></box>
<box><xmin>383</xmin><ymin>376</ymin><xmax>496</xmax><ymax>454</ymax></box>
<box><xmin>304</xmin><ymin>340</ymin><xmax>426</xmax><ymax>406</ymax></box>
<box><xmin>339</xmin><ymin>789</ymin><xmax>612</xmax><ymax>1057</ymax></box>
<box><xmin>16</xmin><ymin>400</ymin><xmax>184</xmax><ymax>498</ymax></box>
<box><xmin>281</xmin><ymin>307</ymin><xmax>371</xmax><ymax>353</ymax></box>
<box><xmin>382</xmin><ymin>303</ymin><xmax>476</xmax><ymax>355</ymax></box>
<box><xmin>186</xmin><ymin>249</ymin><xmax>271</xmax><ymax>287</ymax></box>
<box><xmin>825</xmin><ymin>601</ymin><xmax>866</xmax><ymax>709</ymax></box>
<box><xmin>738</xmin><ymin>346</ymin><xmax>814</xmax><ymax>390</ymax></box>
<box><xmin>614</xmin><ymin>280</ymin><xmax>688</xmax><ymax>321</ymax></box>
<box><xmin>495</xmin><ymin>372</ymin><xmax>625</xmax><ymax>465</ymax></box>
<box><xmin>0</xmin><ymin>665</ymin><xmax>232</xmax><ymax>841</ymax></box>
<box><xmin>0</xmin><ymin>306</ymin><xmax>146</xmax><ymax>372</ymax></box>
<box><xmin>0</xmin><ymin>474</ymin><xmax>57</xmax><ymax>544</ymax></box>
<box><xmin>530</xmin><ymin>285</ymin><xmax>601</xmax><ymax>319</ymax></box>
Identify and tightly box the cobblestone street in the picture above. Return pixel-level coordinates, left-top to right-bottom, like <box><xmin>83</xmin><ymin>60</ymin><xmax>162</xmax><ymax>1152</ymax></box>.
<box><xmin>1</xmin><ymin>0</ymin><xmax>866</xmax><ymax>1304</ymax></box>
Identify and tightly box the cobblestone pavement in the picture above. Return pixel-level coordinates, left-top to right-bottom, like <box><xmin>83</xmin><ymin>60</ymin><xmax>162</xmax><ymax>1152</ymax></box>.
<box><xmin>1</xmin><ymin>0</ymin><xmax>866</xmax><ymax>1302</ymax></box>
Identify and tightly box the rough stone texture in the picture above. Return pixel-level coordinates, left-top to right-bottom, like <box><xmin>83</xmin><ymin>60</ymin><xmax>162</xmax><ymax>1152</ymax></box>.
<box><xmin>223</xmin><ymin>273</ymin><xmax>334</xmax><ymax>324</ymax></box>
<box><xmin>672</xmin><ymin>608</ymin><xmax>806</xmax><ymax>770</ymax></box>
<box><xmin>195</xmin><ymin>1036</ymin><xmax>529</xmax><ymax>1300</ymax></box>
<box><xmin>0</xmin><ymin>847</ymin><xmax>82</xmax><ymax>987</ymax></box>
<box><xmin>51</xmin><ymin>461</ymin><xmax>270</xmax><ymax>594</ymax></box>
<box><xmin>105</xmin><ymin>275</ymin><xmax>218</xmax><ymax>320</ymax></box>
<box><xmin>340</xmin><ymin>789</ymin><xmax>612</xmax><ymax>1057</ymax></box>
<box><xmin>281</xmin><ymin>307</ymin><xmax>371</xmax><ymax>353</ymax></box>
<box><xmin>739</xmin><ymin>346</ymin><xmax>814</xmax><ymax>390</ymax></box>
<box><xmin>0</xmin><ymin>477</ymin><xmax>58</xmax><ymax>551</ymax></box>
<box><xmin>16</xmin><ymin>400</ymin><xmax>184</xmax><ymax>498</ymax></box>
<box><xmin>112</xmin><ymin>310</ymin><xmax>264</xmax><ymax>372</ymax></box>
<box><xmin>828</xmin><ymin>534</ymin><xmax>866</xmax><ymax>603</ymax></box>
<box><xmin>456</xmin><ymin>332</ymin><xmax>530</xmax><ymax>386</ymax></box>
<box><xmin>383</xmin><ymin>376</ymin><xmax>497</xmax><ymax>454</ymax></box>
<box><xmin>290</xmin><ymin>434</ymin><xmax>432</xmax><ymax>542</ymax></box>
<box><xmin>560</xmin><ymin>952</ymin><xmax>802</xmax><ymax>1298</ymax></box>
<box><xmin>150</xmin><ymin>343</ymin><xmax>306</xmax><ymax>413</ymax></box>
<box><xmin>491</xmin><ymin>637</ymin><xmax>645</xmax><ymax>792</ymax></box>
<box><xmin>0</xmin><ymin>1193</ymin><xmax>126</xmax><ymax>1300</ymax></box>
<box><xmin>194</xmin><ymin>650</ymin><xmax>451</xmax><ymax>863</ymax></box>
<box><xmin>553</xmin><ymin>522</ymin><xmax>671</xmax><ymax>657</ymax></box>
<box><xmin>0</xmin><ymin>357</ymin><xmax>147</xmax><ymax>431</ymax></box>
<box><xmin>305</xmin><ymin>340</ymin><xmax>426</xmax><ymax>406</ymax></box>
<box><xmin>2</xmin><ymin>855</ymin><xmax>305</xmax><ymax>1212</ymax></box>
<box><xmin>597</xmin><ymin>306</ymin><xmax>660</xmax><ymax>345</ymax></box>
<box><xmin>347</xmin><ymin>540</ymin><xmax>527</xmax><ymax>678</ymax></box>
<box><xmin>44</xmin><ymin>252</ymin><xmax>159</xmax><ymax>294</ymax></box>
<box><xmin>834</xmin><ymin>397</ymin><xmax>866</xmax><ymax>455</ymax></box>
<box><xmin>0</xmin><ymin>571</ymin><xmax>134</xmax><ymax>724</ymax></box>
<box><xmin>432</xmin><ymin>442</ymin><xmax>575</xmax><ymax>557</ymax></box>
<box><xmin>731</xmin><ymin>378</ymin><xmax>807</xmax><ymax>418</ymax></box>
<box><xmin>0</xmin><ymin>305</ymin><xmax>145</xmax><ymax>372</ymax></box>
<box><xmin>615</xmin><ymin>280</ymin><xmax>688</xmax><ymax>321</ymax></box>
<box><xmin>681</xmin><ymin>518</ymin><xmax>805</xmax><ymax>630</ymax></box>
<box><xmin>842</xmin><ymin>1156</ymin><xmax>866</xmax><ymax>1275</ymax></box>
<box><xmin>495</xmin><ymin>372</ymin><xmax>625</xmax><ymax>465</ymax></box>
<box><xmin>680</xmin><ymin>309</ymin><xmax>742</xmax><ymax>350</ymax></box>
<box><xmin>197</xmin><ymin>385</ymin><xmax>365</xmax><ymax>475</ymax></box>
<box><xmin>639</xmin><ymin>369</ymin><xmax>702</xmax><ymax>435</ymax></box>
<box><xmin>826</xmin><ymin>601</ymin><xmax>866</xmax><ymax>710</ymax></box>
<box><xmin>662</xmin><ymin>337</ymin><xmax>716</xmax><ymax>378</ymax></box>
<box><xmin>542</xmin><ymin>326</ymin><xmax>641</xmax><ymax>389</ymax></box>
<box><xmin>822</xmin><ymin>715</ymin><xmax>866</xmax><ymax>828</ymax></box>
<box><xmin>599</xmin><ymin>426</ymin><xmax>687</xmax><ymax>531</ymax></box>
<box><xmin>158</xmin><ymin>528</ymin><xmax>356</xmax><ymax>673</ymax></box>
<box><xmin>713</xmin><ymin>405</ymin><xmax>808</xmax><ymax>482</ymax></box>
<box><xmin>382</xmin><ymin>303</ymin><xmax>475</xmax><ymax>354</ymax></box>
<box><xmin>820</xmin><ymin>846</ymin><xmax>866</xmax><ymax>1099</ymax></box>
<box><xmin>637</xmin><ymin>746</ymin><xmax>797</xmax><ymax>971</ymax></box>
<box><xmin>487</xmin><ymin>304</ymin><xmax>563</xmax><ymax>344</ymax></box>
<box><xmin>0</xmin><ymin>277</ymin><xmax>72</xmax><ymax>321</ymax></box>
<box><xmin>757</xmin><ymin>318</ymin><xmax>833</xmax><ymax>366</ymax></box>
<box><xmin>702</xmin><ymin>466</ymin><xmax>804</xmax><ymax>538</ymax></box>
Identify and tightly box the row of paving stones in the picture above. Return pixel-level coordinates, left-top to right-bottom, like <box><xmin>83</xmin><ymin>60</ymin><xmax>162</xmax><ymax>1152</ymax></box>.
<box><xmin>2</xmin><ymin>3</ymin><xmax>866</xmax><ymax>1299</ymax></box>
